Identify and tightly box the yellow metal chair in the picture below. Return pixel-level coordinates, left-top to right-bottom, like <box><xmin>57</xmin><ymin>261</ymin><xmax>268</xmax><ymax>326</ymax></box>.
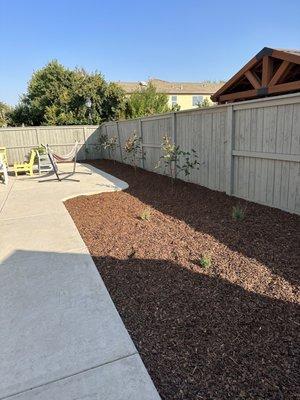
<box><xmin>14</xmin><ymin>150</ymin><xmax>36</xmax><ymax>177</ymax></box>
<box><xmin>0</xmin><ymin>147</ymin><xmax>8</xmax><ymax>166</ymax></box>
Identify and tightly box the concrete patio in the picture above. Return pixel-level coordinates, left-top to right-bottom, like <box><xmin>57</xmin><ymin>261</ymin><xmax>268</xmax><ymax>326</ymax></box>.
<box><xmin>0</xmin><ymin>163</ymin><xmax>160</xmax><ymax>399</ymax></box>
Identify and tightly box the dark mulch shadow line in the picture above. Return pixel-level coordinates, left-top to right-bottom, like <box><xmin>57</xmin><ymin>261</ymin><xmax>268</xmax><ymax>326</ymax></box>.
<box><xmin>94</xmin><ymin>255</ymin><xmax>300</xmax><ymax>400</ymax></box>
<box><xmin>89</xmin><ymin>160</ymin><xmax>300</xmax><ymax>288</ymax></box>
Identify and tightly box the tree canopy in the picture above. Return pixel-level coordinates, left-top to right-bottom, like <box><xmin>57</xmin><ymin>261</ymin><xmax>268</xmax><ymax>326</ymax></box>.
<box><xmin>0</xmin><ymin>101</ymin><xmax>12</xmax><ymax>127</ymax></box>
<box><xmin>9</xmin><ymin>61</ymin><xmax>127</xmax><ymax>126</ymax></box>
<box><xmin>197</xmin><ymin>97</ymin><xmax>213</xmax><ymax>108</ymax></box>
<box><xmin>125</xmin><ymin>83</ymin><xmax>171</xmax><ymax>118</ymax></box>
<box><xmin>6</xmin><ymin>61</ymin><xmax>185</xmax><ymax>127</ymax></box>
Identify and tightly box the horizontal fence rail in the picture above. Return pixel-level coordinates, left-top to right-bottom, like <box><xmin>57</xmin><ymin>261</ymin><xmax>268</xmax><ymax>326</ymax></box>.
<box><xmin>0</xmin><ymin>92</ymin><xmax>299</xmax><ymax>215</ymax></box>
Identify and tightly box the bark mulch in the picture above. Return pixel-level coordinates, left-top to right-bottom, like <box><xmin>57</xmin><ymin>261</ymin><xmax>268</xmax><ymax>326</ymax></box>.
<box><xmin>65</xmin><ymin>160</ymin><xmax>300</xmax><ymax>400</ymax></box>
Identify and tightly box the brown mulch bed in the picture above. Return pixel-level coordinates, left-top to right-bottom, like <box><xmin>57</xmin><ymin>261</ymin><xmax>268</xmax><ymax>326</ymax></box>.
<box><xmin>65</xmin><ymin>160</ymin><xmax>300</xmax><ymax>400</ymax></box>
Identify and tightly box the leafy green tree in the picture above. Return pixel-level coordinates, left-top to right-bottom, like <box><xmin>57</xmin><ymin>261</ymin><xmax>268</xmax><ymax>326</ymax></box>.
<box><xmin>0</xmin><ymin>101</ymin><xmax>12</xmax><ymax>127</ymax></box>
<box><xmin>9</xmin><ymin>61</ymin><xmax>126</xmax><ymax>126</ymax></box>
<box><xmin>9</xmin><ymin>101</ymin><xmax>33</xmax><ymax>126</ymax></box>
<box><xmin>126</xmin><ymin>83</ymin><xmax>171</xmax><ymax>118</ymax></box>
<box><xmin>197</xmin><ymin>97</ymin><xmax>213</xmax><ymax>108</ymax></box>
<box><xmin>171</xmin><ymin>103</ymin><xmax>181</xmax><ymax>112</ymax></box>
<box><xmin>101</xmin><ymin>82</ymin><xmax>127</xmax><ymax>121</ymax></box>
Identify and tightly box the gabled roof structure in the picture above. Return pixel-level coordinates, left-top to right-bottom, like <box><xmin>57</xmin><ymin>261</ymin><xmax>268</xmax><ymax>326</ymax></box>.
<box><xmin>211</xmin><ymin>47</ymin><xmax>300</xmax><ymax>104</ymax></box>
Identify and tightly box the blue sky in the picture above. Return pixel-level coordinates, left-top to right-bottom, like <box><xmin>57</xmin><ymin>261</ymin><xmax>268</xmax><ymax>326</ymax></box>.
<box><xmin>1</xmin><ymin>0</ymin><xmax>299</xmax><ymax>105</ymax></box>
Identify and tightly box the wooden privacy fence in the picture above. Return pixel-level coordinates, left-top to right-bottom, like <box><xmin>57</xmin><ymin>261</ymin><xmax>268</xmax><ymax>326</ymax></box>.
<box><xmin>0</xmin><ymin>93</ymin><xmax>299</xmax><ymax>214</ymax></box>
<box><xmin>100</xmin><ymin>93</ymin><xmax>300</xmax><ymax>215</ymax></box>
<box><xmin>0</xmin><ymin>125</ymin><xmax>102</xmax><ymax>165</ymax></box>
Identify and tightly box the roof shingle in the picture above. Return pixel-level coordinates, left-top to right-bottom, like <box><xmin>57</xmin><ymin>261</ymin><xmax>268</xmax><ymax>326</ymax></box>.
<box><xmin>116</xmin><ymin>78</ymin><xmax>223</xmax><ymax>94</ymax></box>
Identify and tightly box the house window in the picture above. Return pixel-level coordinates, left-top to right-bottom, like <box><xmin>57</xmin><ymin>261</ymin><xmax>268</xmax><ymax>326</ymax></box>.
<box><xmin>171</xmin><ymin>95</ymin><xmax>177</xmax><ymax>106</ymax></box>
<box><xmin>192</xmin><ymin>95</ymin><xmax>203</xmax><ymax>106</ymax></box>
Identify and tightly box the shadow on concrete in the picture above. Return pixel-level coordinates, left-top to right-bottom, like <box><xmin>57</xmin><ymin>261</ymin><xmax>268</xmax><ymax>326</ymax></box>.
<box><xmin>0</xmin><ymin>249</ymin><xmax>159</xmax><ymax>400</ymax></box>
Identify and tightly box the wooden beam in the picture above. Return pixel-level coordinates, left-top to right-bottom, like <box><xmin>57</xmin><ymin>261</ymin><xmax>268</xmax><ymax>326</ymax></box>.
<box><xmin>211</xmin><ymin>56</ymin><xmax>259</xmax><ymax>101</ymax></box>
<box><xmin>269</xmin><ymin>60</ymin><xmax>291</xmax><ymax>86</ymax></box>
<box><xmin>268</xmin><ymin>80</ymin><xmax>300</xmax><ymax>94</ymax></box>
<box><xmin>245</xmin><ymin>70</ymin><xmax>261</xmax><ymax>89</ymax></box>
<box><xmin>219</xmin><ymin>89</ymin><xmax>258</xmax><ymax>102</ymax></box>
<box><xmin>219</xmin><ymin>80</ymin><xmax>300</xmax><ymax>103</ymax></box>
<box><xmin>272</xmin><ymin>49</ymin><xmax>300</xmax><ymax>65</ymax></box>
<box><xmin>262</xmin><ymin>56</ymin><xmax>273</xmax><ymax>86</ymax></box>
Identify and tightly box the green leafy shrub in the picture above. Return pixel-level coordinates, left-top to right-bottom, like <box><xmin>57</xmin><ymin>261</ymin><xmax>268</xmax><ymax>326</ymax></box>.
<box><xmin>232</xmin><ymin>204</ymin><xmax>246</xmax><ymax>221</ymax></box>
<box><xmin>157</xmin><ymin>135</ymin><xmax>200</xmax><ymax>185</ymax></box>
<box><xmin>98</xmin><ymin>133</ymin><xmax>118</xmax><ymax>160</ymax></box>
<box><xmin>196</xmin><ymin>256</ymin><xmax>212</xmax><ymax>269</ymax></box>
<box><xmin>98</xmin><ymin>133</ymin><xmax>108</xmax><ymax>148</ymax></box>
<box><xmin>140</xmin><ymin>208</ymin><xmax>151</xmax><ymax>221</ymax></box>
<box><xmin>33</xmin><ymin>145</ymin><xmax>46</xmax><ymax>155</ymax></box>
<box><xmin>33</xmin><ymin>145</ymin><xmax>47</xmax><ymax>162</ymax></box>
<box><xmin>124</xmin><ymin>131</ymin><xmax>144</xmax><ymax>172</ymax></box>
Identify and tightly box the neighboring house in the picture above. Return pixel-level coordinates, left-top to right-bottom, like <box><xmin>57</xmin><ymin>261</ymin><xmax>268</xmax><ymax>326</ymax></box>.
<box><xmin>116</xmin><ymin>78</ymin><xmax>223</xmax><ymax>110</ymax></box>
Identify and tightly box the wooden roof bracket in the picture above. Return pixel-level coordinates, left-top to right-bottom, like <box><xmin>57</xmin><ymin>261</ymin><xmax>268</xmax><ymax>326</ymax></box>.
<box><xmin>257</xmin><ymin>87</ymin><xmax>268</xmax><ymax>96</ymax></box>
<box><xmin>212</xmin><ymin>47</ymin><xmax>300</xmax><ymax>103</ymax></box>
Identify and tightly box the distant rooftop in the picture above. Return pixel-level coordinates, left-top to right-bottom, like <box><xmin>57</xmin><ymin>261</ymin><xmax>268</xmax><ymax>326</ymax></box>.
<box><xmin>116</xmin><ymin>78</ymin><xmax>224</xmax><ymax>95</ymax></box>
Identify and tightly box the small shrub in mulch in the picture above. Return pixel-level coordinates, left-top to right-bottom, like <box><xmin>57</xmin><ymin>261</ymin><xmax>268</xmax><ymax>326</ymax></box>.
<box><xmin>140</xmin><ymin>207</ymin><xmax>151</xmax><ymax>221</ymax></box>
<box><xmin>65</xmin><ymin>160</ymin><xmax>300</xmax><ymax>400</ymax></box>
<box><xmin>194</xmin><ymin>255</ymin><xmax>212</xmax><ymax>269</ymax></box>
<box><xmin>232</xmin><ymin>203</ymin><xmax>247</xmax><ymax>221</ymax></box>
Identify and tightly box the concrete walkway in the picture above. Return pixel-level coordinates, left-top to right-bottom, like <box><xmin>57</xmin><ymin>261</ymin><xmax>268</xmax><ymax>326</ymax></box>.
<box><xmin>0</xmin><ymin>164</ymin><xmax>160</xmax><ymax>400</ymax></box>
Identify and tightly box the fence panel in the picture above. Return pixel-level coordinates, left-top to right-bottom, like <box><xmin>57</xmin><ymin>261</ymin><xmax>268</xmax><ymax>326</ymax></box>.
<box><xmin>104</xmin><ymin>123</ymin><xmax>122</xmax><ymax>162</ymax></box>
<box><xmin>176</xmin><ymin>108</ymin><xmax>227</xmax><ymax>191</ymax></box>
<box><xmin>232</xmin><ymin>99</ymin><xmax>300</xmax><ymax>213</ymax></box>
<box><xmin>0</xmin><ymin>127</ymin><xmax>38</xmax><ymax>163</ymax></box>
<box><xmin>84</xmin><ymin>126</ymin><xmax>101</xmax><ymax>159</ymax></box>
<box><xmin>37</xmin><ymin>126</ymin><xmax>86</xmax><ymax>160</ymax></box>
<box><xmin>100</xmin><ymin>94</ymin><xmax>299</xmax><ymax>214</ymax></box>
<box><xmin>0</xmin><ymin>125</ymin><xmax>101</xmax><ymax>164</ymax></box>
<box><xmin>117</xmin><ymin>120</ymin><xmax>139</xmax><ymax>165</ymax></box>
<box><xmin>1</xmin><ymin>93</ymin><xmax>299</xmax><ymax>214</ymax></box>
<box><xmin>142</xmin><ymin>116</ymin><xmax>172</xmax><ymax>173</ymax></box>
